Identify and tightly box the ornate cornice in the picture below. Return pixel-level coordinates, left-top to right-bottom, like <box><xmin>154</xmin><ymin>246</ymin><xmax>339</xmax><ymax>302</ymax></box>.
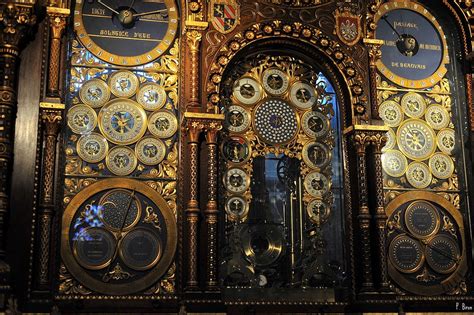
<box><xmin>0</xmin><ymin>2</ymin><xmax>36</xmax><ymax>54</ymax></box>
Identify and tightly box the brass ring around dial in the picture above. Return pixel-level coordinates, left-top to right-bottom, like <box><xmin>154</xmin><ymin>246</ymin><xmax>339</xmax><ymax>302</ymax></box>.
<box><xmin>119</xmin><ymin>228</ymin><xmax>163</xmax><ymax>271</ymax></box>
<box><xmin>388</xmin><ymin>234</ymin><xmax>424</xmax><ymax>274</ymax></box>
<box><xmin>108</xmin><ymin>70</ymin><xmax>139</xmax><ymax>98</ymax></box>
<box><xmin>73</xmin><ymin>227</ymin><xmax>116</xmax><ymax>270</ymax></box>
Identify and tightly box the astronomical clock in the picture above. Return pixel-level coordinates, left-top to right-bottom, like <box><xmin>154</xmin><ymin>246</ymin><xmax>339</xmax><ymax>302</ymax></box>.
<box><xmin>1</xmin><ymin>0</ymin><xmax>474</xmax><ymax>313</ymax></box>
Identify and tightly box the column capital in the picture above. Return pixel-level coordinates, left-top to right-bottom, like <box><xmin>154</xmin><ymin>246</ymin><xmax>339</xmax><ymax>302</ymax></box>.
<box><xmin>0</xmin><ymin>2</ymin><xmax>37</xmax><ymax>54</ymax></box>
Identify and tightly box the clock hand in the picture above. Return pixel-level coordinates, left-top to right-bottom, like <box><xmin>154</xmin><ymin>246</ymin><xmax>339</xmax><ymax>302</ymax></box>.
<box><xmin>98</xmin><ymin>0</ymin><xmax>119</xmax><ymax>15</ymax></box>
<box><xmin>128</xmin><ymin>0</ymin><xmax>135</xmax><ymax>10</ymax></box>
<box><xmin>381</xmin><ymin>15</ymin><xmax>402</xmax><ymax>40</ymax></box>
<box><xmin>134</xmin><ymin>9</ymin><xmax>168</xmax><ymax>18</ymax></box>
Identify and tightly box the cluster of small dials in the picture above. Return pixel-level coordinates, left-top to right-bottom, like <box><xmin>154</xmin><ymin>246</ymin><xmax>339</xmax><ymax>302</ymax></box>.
<box><xmin>221</xmin><ymin>56</ymin><xmax>335</xmax><ymax>227</ymax></box>
<box><xmin>386</xmin><ymin>198</ymin><xmax>463</xmax><ymax>293</ymax></box>
<box><xmin>379</xmin><ymin>92</ymin><xmax>456</xmax><ymax>189</ymax></box>
<box><xmin>66</xmin><ymin>70</ymin><xmax>178</xmax><ymax>176</ymax></box>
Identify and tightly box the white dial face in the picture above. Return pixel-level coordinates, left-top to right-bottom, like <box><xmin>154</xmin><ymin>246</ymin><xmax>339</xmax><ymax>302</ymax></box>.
<box><xmin>406</xmin><ymin>162</ymin><xmax>432</xmax><ymax>189</ymax></box>
<box><xmin>382</xmin><ymin>150</ymin><xmax>408</xmax><ymax>178</ymax></box>
<box><xmin>401</xmin><ymin>92</ymin><xmax>426</xmax><ymax>118</ymax></box>
<box><xmin>225</xmin><ymin>105</ymin><xmax>251</xmax><ymax>133</ymax></box>
<box><xmin>304</xmin><ymin>171</ymin><xmax>330</xmax><ymax>198</ymax></box>
<box><xmin>425</xmin><ymin>104</ymin><xmax>450</xmax><ymax>130</ymax></box>
<box><xmin>109</xmin><ymin>70</ymin><xmax>139</xmax><ymax>98</ymax></box>
<box><xmin>232</xmin><ymin>77</ymin><xmax>262</xmax><ymax>105</ymax></box>
<box><xmin>262</xmin><ymin>68</ymin><xmax>289</xmax><ymax>95</ymax></box>
<box><xmin>79</xmin><ymin>79</ymin><xmax>110</xmax><ymax>108</ymax></box>
<box><xmin>137</xmin><ymin>83</ymin><xmax>167</xmax><ymax>111</ymax></box>
<box><xmin>436</xmin><ymin>128</ymin><xmax>455</xmax><ymax>154</ymax></box>
<box><xmin>289</xmin><ymin>81</ymin><xmax>317</xmax><ymax>109</ymax></box>
<box><xmin>379</xmin><ymin>100</ymin><xmax>403</xmax><ymax>127</ymax></box>
<box><xmin>429</xmin><ymin>152</ymin><xmax>454</xmax><ymax>179</ymax></box>
<box><xmin>224</xmin><ymin>168</ymin><xmax>249</xmax><ymax>194</ymax></box>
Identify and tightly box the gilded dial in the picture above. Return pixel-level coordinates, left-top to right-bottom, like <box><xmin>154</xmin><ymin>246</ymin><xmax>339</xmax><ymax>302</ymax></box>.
<box><xmin>425</xmin><ymin>104</ymin><xmax>450</xmax><ymax>130</ymax></box>
<box><xmin>379</xmin><ymin>100</ymin><xmax>403</xmax><ymax>127</ymax></box>
<box><xmin>137</xmin><ymin>83</ymin><xmax>167</xmax><ymax>111</ymax></box>
<box><xmin>262</xmin><ymin>68</ymin><xmax>289</xmax><ymax>96</ymax></box>
<box><xmin>148</xmin><ymin>110</ymin><xmax>178</xmax><ymax>138</ymax></box>
<box><xmin>397</xmin><ymin>119</ymin><xmax>436</xmax><ymax>161</ymax></box>
<box><xmin>224</xmin><ymin>168</ymin><xmax>250</xmax><ymax>194</ymax></box>
<box><xmin>436</xmin><ymin>128</ymin><xmax>455</xmax><ymax>154</ymax></box>
<box><xmin>106</xmin><ymin>145</ymin><xmax>138</xmax><ymax>176</ymax></box>
<box><xmin>225</xmin><ymin>196</ymin><xmax>249</xmax><ymax>221</ymax></box>
<box><xmin>74</xmin><ymin>0</ymin><xmax>178</xmax><ymax>66</ymax></box>
<box><xmin>67</xmin><ymin>104</ymin><xmax>98</xmax><ymax>134</ymax></box>
<box><xmin>232</xmin><ymin>77</ymin><xmax>262</xmax><ymax>105</ymax></box>
<box><xmin>302</xmin><ymin>142</ymin><xmax>331</xmax><ymax>170</ymax></box>
<box><xmin>289</xmin><ymin>81</ymin><xmax>317</xmax><ymax>109</ymax></box>
<box><xmin>304</xmin><ymin>171</ymin><xmax>330</xmax><ymax>198</ymax></box>
<box><xmin>401</xmin><ymin>92</ymin><xmax>426</xmax><ymax>119</ymax></box>
<box><xmin>77</xmin><ymin>133</ymin><xmax>109</xmax><ymax>163</ymax></box>
<box><xmin>135</xmin><ymin>137</ymin><xmax>166</xmax><ymax>165</ymax></box>
<box><xmin>98</xmin><ymin>99</ymin><xmax>147</xmax><ymax>145</ymax></box>
<box><xmin>306</xmin><ymin>199</ymin><xmax>330</xmax><ymax>225</ymax></box>
<box><xmin>79</xmin><ymin>79</ymin><xmax>111</xmax><ymax>108</ymax></box>
<box><xmin>301</xmin><ymin>110</ymin><xmax>329</xmax><ymax>138</ymax></box>
<box><xmin>382</xmin><ymin>150</ymin><xmax>408</xmax><ymax>178</ymax></box>
<box><xmin>428</xmin><ymin>152</ymin><xmax>454</xmax><ymax>179</ymax></box>
<box><xmin>224</xmin><ymin>105</ymin><xmax>251</xmax><ymax>133</ymax></box>
<box><xmin>406</xmin><ymin>161</ymin><xmax>432</xmax><ymax>189</ymax></box>
<box><xmin>254</xmin><ymin>99</ymin><xmax>298</xmax><ymax>144</ymax></box>
<box><xmin>109</xmin><ymin>71</ymin><xmax>139</xmax><ymax>98</ymax></box>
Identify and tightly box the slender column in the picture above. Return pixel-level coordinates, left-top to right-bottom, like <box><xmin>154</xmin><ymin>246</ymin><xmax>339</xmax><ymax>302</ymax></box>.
<box><xmin>36</xmin><ymin>106</ymin><xmax>62</xmax><ymax>287</ymax></box>
<box><xmin>370</xmin><ymin>133</ymin><xmax>390</xmax><ymax>291</ymax></box>
<box><xmin>185</xmin><ymin>123</ymin><xmax>202</xmax><ymax>290</ymax></box>
<box><xmin>186</xmin><ymin>30</ymin><xmax>202</xmax><ymax>109</ymax></box>
<box><xmin>204</xmin><ymin>125</ymin><xmax>220</xmax><ymax>290</ymax></box>
<box><xmin>46</xmin><ymin>7</ymin><xmax>69</xmax><ymax>98</ymax></box>
<box><xmin>0</xmin><ymin>2</ymin><xmax>36</xmax><ymax>289</ymax></box>
<box><xmin>353</xmin><ymin>132</ymin><xmax>374</xmax><ymax>292</ymax></box>
<box><xmin>364</xmin><ymin>39</ymin><xmax>383</xmax><ymax>120</ymax></box>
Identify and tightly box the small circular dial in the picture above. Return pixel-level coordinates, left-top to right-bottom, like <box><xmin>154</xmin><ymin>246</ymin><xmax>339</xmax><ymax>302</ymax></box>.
<box><xmin>382</xmin><ymin>150</ymin><xmax>408</xmax><ymax>178</ymax></box>
<box><xmin>289</xmin><ymin>81</ymin><xmax>317</xmax><ymax>109</ymax></box>
<box><xmin>120</xmin><ymin>228</ymin><xmax>162</xmax><ymax>271</ymax></box>
<box><xmin>224</xmin><ymin>105</ymin><xmax>251</xmax><ymax>133</ymax></box>
<box><xmin>77</xmin><ymin>133</ymin><xmax>109</xmax><ymax>163</ymax></box>
<box><xmin>221</xmin><ymin>136</ymin><xmax>251</xmax><ymax>164</ymax></box>
<box><xmin>304</xmin><ymin>171</ymin><xmax>330</xmax><ymax>198</ymax></box>
<box><xmin>67</xmin><ymin>104</ymin><xmax>98</xmax><ymax>134</ymax></box>
<box><xmin>137</xmin><ymin>83</ymin><xmax>167</xmax><ymax>111</ymax></box>
<box><xmin>262</xmin><ymin>68</ymin><xmax>289</xmax><ymax>95</ymax></box>
<box><xmin>437</xmin><ymin>128</ymin><xmax>455</xmax><ymax>154</ymax></box>
<box><xmin>225</xmin><ymin>196</ymin><xmax>249</xmax><ymax>221</ymax></box>
<box><xmin>224</xmin><ymin>168</ymin><xmax>250</xmax><ymax>194</ymax></box>
<box><xmin>301</xmin><ymin>110</ymin><xmax>329</xmax><ymax>138</ymax></box>
<box><xmin>232</xmin><ymin>77</ymin><xmax>262</xmax><ymax>105</ymax></box>
<box><xmin>73</xmin><ymin>227</ymin><xmax>115</xmax><ymax>270</ymax></box>
<box><xmin>389</xmin><ymin>234</ymin><xmax>424</xmax><ymax>273</ymax></box>
<box><xmin>401</xmin><ymin>92</ymin><xmax>426</xmax><ymax>118</ymax></box>
<box><xmin>98</xmin><ymin>99</ymin><xmax>147</xmax><ymax>145</ymax></box>
<box><xmin>306</xmin><ymin>199</ymin><xmax>330</xmax><ymax>225</ymax></box>
<box><xmin>106</xmin><ymin>146</ymin><xmax>138</xmax><ymax>176</ymax></box>
<box><xmin>379</xmin><ymin>100</ymin><xmax>403</xmax><ymax>127</ymax></box>
<box><xmin>397</xmin><ymin>119</ymin><xmax>436</xmax><ymax>161</ymax></box>
<box><xmin>147</xmin><ymin>110</ymin><xmax>178</xmax><ymax>138</ymax></box>
<box><xmin>302</xmin><ymin>142</ymin><xmax>331</xmax><ymax>169</ymax></box>
<box><xmin>425</xmin><ymin>104</ymin><xmax>450</xmax><ymax>130</ymax></box>
<box><xmin>79</xmin><ymin>79</ymin><xmax>111</xmax><ymax>108</ymax></box>
<box><xmin>135</xmin><ymin>137</ymin><xmax>166</xmax><ymax>165</ymax></box>
<box><xmin>426</xmin><ymin>235</ymin><xmax>460</xmax><ymax>274</ymax></box>
<box><xmin>99</xmin><ymin>189</ymin><xmax>141</xmax><ymax>231</ymax></box>
<box><xmin>429</xmin><ymin>152</ymin><xmax>454</xmax><ymax>179</ymax></box>
<box><xmin>406</xmin><ymin>162</ymin><xmax>432</xmax><ymax>189</ymax></box>
<box><xmin>109</xmin><ymin>71</ymin><xmax>139</xmax><ymax>98</ymax></box>
<box><xmin>254</xmin><ymin>99</ymin><xmax>298</xmax><ymax>144</ymax></box>
<box><xmin>405</xmin><ymin>201</ymin><xmax>440</xmax><ymax>239</ymax></box>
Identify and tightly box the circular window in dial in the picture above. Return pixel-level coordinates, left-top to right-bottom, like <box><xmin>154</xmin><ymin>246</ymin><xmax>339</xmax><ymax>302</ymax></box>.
<box><xmin>137</xmin><ymin>83</ymin><xmax>167</xmax><ymax>111</ymax></box>
<box><xmin>67</xmin><ymin>104</ymin><xmax>98</xmax><ymax>135</ymax></box>
<box><xmin>224</xmin><ymin>168</ymin><xmax>250</xmax><ymax>194</ymax></box>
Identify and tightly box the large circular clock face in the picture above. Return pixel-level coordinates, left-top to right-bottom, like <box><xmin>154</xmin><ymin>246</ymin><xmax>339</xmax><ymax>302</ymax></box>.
<box><xmin>98</xmin><ymin>99</ymin><xmax>147</xmax><ymax>145</ymax></box>
<box><xmin>375</xmin><ymin>2</ymin><xmax>448</xmax><ymax>88</ymax></box>
<box><xmin>74</xmin><ymin>0</ymin><xmax>178</xmax><ymax>66</ymax></box>
<box><xmin>62</xmin><ymin>178</ymin><xmax>177</xmax><ymax>295</ymax></box>
<box><xmin>253</xmin><ymin>99</ymin><xmax>299</xmax><ymax>144</ymax></box>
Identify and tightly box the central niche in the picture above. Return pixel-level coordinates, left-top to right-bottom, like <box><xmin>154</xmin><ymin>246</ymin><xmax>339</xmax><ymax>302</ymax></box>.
<box><xmin>219</xmin><ymin>54</ymin><xmax>346</xmax><ymax>300</ymax></box>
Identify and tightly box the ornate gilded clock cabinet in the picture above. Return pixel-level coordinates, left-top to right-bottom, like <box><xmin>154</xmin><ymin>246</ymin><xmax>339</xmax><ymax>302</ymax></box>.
<box><xmin>2</xmin><ymin>0</ymin><xmax>474</xmax><ymax>313</ymax></box>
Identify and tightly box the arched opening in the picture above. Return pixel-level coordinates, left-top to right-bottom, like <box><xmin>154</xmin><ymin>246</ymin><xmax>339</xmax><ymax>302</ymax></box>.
<box><xmin>217</xmin><ymin>40</ymin><xmax>351</xmax><ymax>301</ymax></box>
